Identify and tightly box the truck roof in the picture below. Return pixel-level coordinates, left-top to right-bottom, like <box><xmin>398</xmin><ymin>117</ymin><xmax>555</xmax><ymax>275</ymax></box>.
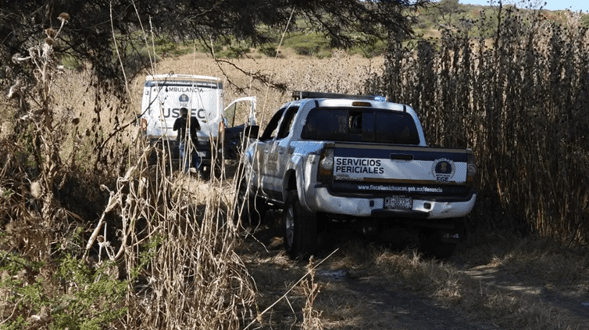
<box><xmin>289</xmin><ymin>91</ymin><xmax>412</xmax><ymax>114</ymax></box>
<box><xmin>292</xmin><ymin>91</ymin><xmax>386</xmax><ymax>102</ymax></box>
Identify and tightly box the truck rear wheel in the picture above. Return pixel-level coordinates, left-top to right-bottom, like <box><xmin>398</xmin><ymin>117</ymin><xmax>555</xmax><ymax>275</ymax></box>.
<box><xmin>419</xmin><ymin>229</ymin><xmax>456</xmax><ymax>259</ymax></box>
<box><xmin>283</xmin><ymin>190</ymin><xmax>317</xmax><ymax>259</ymax></box>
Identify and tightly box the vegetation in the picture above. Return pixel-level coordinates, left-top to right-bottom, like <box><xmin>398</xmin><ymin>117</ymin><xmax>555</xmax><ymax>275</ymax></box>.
<box><xmin>1</xmin><ymin>0</ymin><xmax>588</xmax><ymax>328</ymax></box>
<box><xmin>372</xmin><ymin>4</ymin><xmax>589</xmax><ymax>246</ymax></box>
<box><xmin>0</xmin><ymin>0</ymin><xmax>421</xmax><ymax>89</ymax></box>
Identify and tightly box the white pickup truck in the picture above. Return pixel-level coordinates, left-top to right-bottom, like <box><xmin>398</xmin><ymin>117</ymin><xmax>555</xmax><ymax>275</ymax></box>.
<box><xmin>237</xmin><ymin>91</ymin><xmax>477</xmax><ymax>258</ymax></box>
<box><xmin>138</xmin><ymin>74</ymin><xmax>256</xmax><ymax>175</ymax></box>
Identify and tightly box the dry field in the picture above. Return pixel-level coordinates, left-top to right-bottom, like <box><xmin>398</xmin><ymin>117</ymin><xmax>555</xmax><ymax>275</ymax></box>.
<box><xmin>132</xmin><ymin>52</ymin><xmax>588</xmax><ymax>329</ymax></box>
<box><xmin>2</xmin><ymin>41</ymin><xmax>588</xmax><ymax>329</ymax></box>
<box><xmin>130</xmin><ymin>49</ymin><xmax>385</xmax><ymax>125</ymax></box>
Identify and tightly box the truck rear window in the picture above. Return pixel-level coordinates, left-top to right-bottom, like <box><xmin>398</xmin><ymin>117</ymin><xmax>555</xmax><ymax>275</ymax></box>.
<box><xmin>301</xmin><ymin>108</ymin><xmax>420</xmax><ymax>144</ymax></box>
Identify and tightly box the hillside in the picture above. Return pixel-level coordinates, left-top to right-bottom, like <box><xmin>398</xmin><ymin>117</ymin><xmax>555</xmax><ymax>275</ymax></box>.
<box><xmin>145</xmin><ymin>1</ymin><xmax>589</xmax><ymax>64</ymax></box>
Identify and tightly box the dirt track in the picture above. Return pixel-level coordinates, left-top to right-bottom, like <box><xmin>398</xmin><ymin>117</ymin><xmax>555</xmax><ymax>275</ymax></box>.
<box><xmin>239</xmin><ymin>210</ymin><xmax>589</xmax><ymax>330</ymax></box>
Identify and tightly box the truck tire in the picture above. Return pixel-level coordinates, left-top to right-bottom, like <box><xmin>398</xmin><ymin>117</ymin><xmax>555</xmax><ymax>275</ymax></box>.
<box><xmin>419</xmin><ymin>229</ymin><xmax>456</xmax><ymax>259</ymax></box>
<box><xmin>431</xmin><ymin>242</ymin><xmax>456</xmax><ymax>259</ymax></box>
<box><xmin>283</xmin><ymin>190</ymin><xmax>317</xmax><ymax>260</ymax></box>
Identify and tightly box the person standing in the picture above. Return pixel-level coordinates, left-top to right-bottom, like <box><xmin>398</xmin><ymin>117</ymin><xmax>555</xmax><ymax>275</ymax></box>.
<box><xmin>173</xmin><ymin>107</ymin><xmax>203</xmax><ymax>176</ymax></box>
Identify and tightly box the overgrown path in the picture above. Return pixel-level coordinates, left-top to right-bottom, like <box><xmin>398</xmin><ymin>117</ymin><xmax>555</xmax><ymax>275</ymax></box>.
<box><xmin>326</xmin><ymin>275</ymin><xmax>497</xmax><ymax>329</ymax></box>
<box><xmin>239</xmin><ymin>214</ymin><xmax>589</xmax><ymax>330</ymax></box>
<box><xmin>462</xmin><ymin>263</ymin><xmax>589</xmax><ymax>329</ymax></box>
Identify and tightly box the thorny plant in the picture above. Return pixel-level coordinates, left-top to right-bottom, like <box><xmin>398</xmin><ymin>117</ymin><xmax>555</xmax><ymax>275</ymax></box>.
<box><xmin>374</xmin><ymin>5</ymin><xmax>589</xmax><ymax>246</ymax></box>
<box><xmin>8</xmin><ymin>13</ymin><xmax>72</xmax><ymax>234</ymax></box>
<box><xmin>1</xmin><ymin>10</ymin><xmax>258</xmax><ymax>330</ymax></box>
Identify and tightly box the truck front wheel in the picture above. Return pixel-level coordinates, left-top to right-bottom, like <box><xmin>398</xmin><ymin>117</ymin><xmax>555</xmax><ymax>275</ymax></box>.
<box><xmin>283</xmin><ymin>190</ymin><xmax>317</xmax><ymax>260</ymax></box>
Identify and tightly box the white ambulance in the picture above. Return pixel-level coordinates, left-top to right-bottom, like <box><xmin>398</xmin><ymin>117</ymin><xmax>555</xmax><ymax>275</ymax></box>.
<box><xmin>138</xmin><ymin>74</ymin><xmax>256</xmax><ymax>173</ymax></box>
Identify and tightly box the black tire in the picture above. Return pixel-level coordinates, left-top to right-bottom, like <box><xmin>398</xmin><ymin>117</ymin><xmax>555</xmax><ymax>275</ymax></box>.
<box><xmin>283</xmin><ymin>190</ymin><xmax>317</xmax><ymax>260</ymax></box>
<box><xmin>431</xmin><ymin>242</ymin><xmax>456</xmax><ymax>259</ymax></box>
<box><xmin>419</xmin><ymin>229</ymin><xmax>456</xmax><ymax>259</ymax></box>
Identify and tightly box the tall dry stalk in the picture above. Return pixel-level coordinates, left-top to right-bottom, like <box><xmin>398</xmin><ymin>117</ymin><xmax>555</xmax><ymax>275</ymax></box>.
<box><xmin>302</xmin><ymin>257</ymin><xmax>323</xmax><ymax>330</ymax></box>
<box><xmin>109</xmin><ymin>154</ymin><xmax>256</xmax><ymax>329</ymax></box>
<box><xmin>1</xmin><ymin>8</ymin><xmax>258</xmax><ymax>329</ymax></box>
<box><xmin>98</xmin><ymin>10</ymin><xmax>258</xmax><ymax>328</ymax></box>
<box><xmin>375</xmin><ymin>6</ymin><xmax>589</xmax><ymax>245</ymax></box>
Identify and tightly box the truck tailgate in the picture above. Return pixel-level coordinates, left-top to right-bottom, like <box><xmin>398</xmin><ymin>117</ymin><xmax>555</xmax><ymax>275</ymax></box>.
<box><xmin>333</xmin><ymin>143</ymin><xmax>469</xmax><ymax>185</ymax></box>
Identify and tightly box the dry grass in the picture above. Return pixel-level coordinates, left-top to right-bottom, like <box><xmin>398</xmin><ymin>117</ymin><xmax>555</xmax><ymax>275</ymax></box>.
<box><xmin>377</xmin><ymin>7</ymin><xmax>589</xmax><ymax>246</ymax></box>
<box><xmin>313</xmin><ymin>238</ymin><xmax>586</xmax><ymax>329</ymax></box>
<box><xmin>239</xmin><ymin>223</ymin><xmax>587</xmax><ymax>329</ymax></box>
<box><xmin>133</xmin><ymin>49</ymin><xmax>385</xmax><ymax>126</ymax></box>
<box><xmin>2</xmin><ymin>5</ymin><xmax>589</xmax><ymax>329</ymax></box>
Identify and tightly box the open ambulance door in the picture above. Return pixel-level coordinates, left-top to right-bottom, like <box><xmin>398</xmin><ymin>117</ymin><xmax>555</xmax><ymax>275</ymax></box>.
<box><xmin>220</xmin><ymin>97</ymin><xmax>259</xmax><ymax>160</ymax></box>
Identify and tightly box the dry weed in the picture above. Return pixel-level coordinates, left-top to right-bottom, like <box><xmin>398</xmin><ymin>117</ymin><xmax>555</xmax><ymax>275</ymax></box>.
<box><xmin>376</xmin><ymin>6</ymin><xmax>589</xmax><ymax>246</ymax></box>
<box><xmin>1</xmin><ymin>13</ymin><xmax>258</xmax><ymax>329</ymax></box>
<box><xmin>334</xmin><ymin>245</ymin><xmax>581</xmax><ymax>330</ymax></box>
<box><xmin>301</xmin><ymin>257</ymin><xmax>323</xmax><ymax>330</ymax></box>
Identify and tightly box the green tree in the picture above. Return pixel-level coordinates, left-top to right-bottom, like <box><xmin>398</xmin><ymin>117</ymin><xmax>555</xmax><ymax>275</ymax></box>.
<box><xmin>0</xmin><ymin>0</ymin><xmax>429</xmax><ymax>88</ymax></box>
<box><xmin>435</xmin><ymin>0</ymin><xmax>464</xmax><ymax>25</ymax></box>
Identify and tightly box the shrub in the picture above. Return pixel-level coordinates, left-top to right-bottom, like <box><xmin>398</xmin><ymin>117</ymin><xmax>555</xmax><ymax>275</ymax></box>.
<box><xmin>0</xmin><ymin>252</ymin><xmax>127</xmax><ymax>330</ymax></box>
<box><xmin>1</xmin><ymin>11</ymin><xmax>256</xmax><ymax>330</ymax></box>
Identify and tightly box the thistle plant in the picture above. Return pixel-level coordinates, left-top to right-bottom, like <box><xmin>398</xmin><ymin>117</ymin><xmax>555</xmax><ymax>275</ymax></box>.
<box><xmin>375</xmin><ymin>6</ymin><xmax>589</xmax><ymax>245</ymax></box>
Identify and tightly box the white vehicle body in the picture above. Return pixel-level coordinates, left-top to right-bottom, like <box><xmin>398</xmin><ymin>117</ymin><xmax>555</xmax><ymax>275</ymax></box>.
<box><xmin>238</xmin><ymin>91</ymin><xmax>477</xmax><ymax>259</ymax></box>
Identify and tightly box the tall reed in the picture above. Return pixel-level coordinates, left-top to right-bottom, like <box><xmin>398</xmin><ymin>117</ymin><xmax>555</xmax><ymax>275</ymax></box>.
<box><xmin>0</xmin><ymin>12</ymin><xmax>256</xmax><ymax>329</ymax></box>
<box><xmin>374</xmin><ymin>7</ymin><xmax>589</xmax><ymax>245</ymax></box>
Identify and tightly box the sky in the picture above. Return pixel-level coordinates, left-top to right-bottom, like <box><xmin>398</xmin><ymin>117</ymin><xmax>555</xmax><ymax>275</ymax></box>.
<box><xmin>450</xmin><ymin>0</ymin><xmax>589</xmax><ymax>12</ymax></box>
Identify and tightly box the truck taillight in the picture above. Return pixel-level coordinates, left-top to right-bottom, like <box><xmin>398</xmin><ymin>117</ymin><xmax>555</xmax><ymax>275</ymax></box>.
<box><xmin>318</xmin><ymin>148</ymin><xmax>334</xmax><ymax>181</ymax></box>
<box><xmin>466</xmin><ymin>152</ymin><xmax>477</xmax><ymax>187</ymax></box>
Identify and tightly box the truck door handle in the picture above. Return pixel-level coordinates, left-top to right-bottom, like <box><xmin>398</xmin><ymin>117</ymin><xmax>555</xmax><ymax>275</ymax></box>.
<box><xmin>390</xmin><ymin>154</ymin><xmax>414</xmax><ymax>161</ymax></box>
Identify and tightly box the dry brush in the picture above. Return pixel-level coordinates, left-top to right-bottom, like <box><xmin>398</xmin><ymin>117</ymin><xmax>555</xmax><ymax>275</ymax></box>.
<box><xmin>374</xmin><ymin>7</ymin><xmax>589</xmax><ymax>245</ymax></box>
<box><xmin>0</xmin><ymin>12</ymin><xmax>258</xmax><ymax>329</ymax></box>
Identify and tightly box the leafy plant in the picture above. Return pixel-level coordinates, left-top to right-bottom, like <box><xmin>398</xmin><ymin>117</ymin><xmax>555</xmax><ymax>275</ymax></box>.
<box><xmin>0</xmin><ymin>252</ymin><xmax>127</xmax><ymax>330</ymax></box>
<box><xmin>285</xmin><ymin>33</ymin><xmax>331</xmax><ymax>57</ymax></box>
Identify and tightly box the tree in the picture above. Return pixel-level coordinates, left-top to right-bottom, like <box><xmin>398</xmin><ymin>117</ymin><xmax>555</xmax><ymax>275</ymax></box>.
<box><xmin>435</xmin><ymin>0</ymin><xmax>464</xmax><ymax>25</ymax></box>
<box><xmin>0</xmin><ymin>0</ymin><xmax>428</xmax><ymax>89</ymax></box>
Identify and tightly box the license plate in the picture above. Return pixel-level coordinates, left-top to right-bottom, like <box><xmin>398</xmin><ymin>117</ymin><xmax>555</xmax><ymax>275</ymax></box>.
<box><xmin>384</xmin><ymin>196</ymin><xmax>413</xmax><ymax>210</ymax></box>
